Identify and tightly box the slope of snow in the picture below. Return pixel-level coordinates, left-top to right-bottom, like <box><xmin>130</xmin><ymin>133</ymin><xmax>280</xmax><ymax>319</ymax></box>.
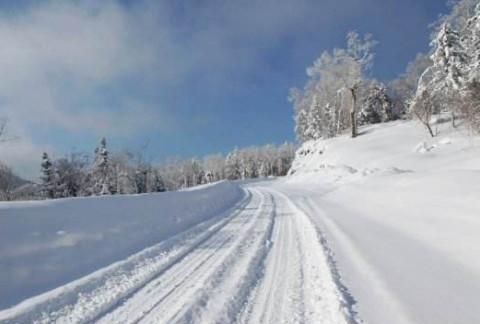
<box><xmin>0</xmin><ymin>181</ymin><xmax>243</xmax><ymax>310</ymax></box>
<box><xmin>275</xmin><ymin>120</ymin><xmax>480</xmax><ymax>324</ymax></box>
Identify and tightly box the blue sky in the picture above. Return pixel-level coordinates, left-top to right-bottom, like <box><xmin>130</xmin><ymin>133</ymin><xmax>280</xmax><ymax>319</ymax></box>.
<box><xmin>0</xmin><ymin>0</ymin><xmax>448</xmax><ymax>179</ymax></box>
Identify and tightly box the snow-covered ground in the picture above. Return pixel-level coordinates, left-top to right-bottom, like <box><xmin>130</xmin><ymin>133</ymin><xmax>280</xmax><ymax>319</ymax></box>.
<box><xmin>275</xmin><ymin>119</ymin><xmax>480</xmax><ymax>324</ymax></box>
<box><xmin>0</xmin><ymin>184</ymin><xmax>353</xmax><ymax>324</ymax></box>
<box><xmin>1</xmin><ymin>120</ymin><xmax>479</xmax><ymax>324</ymax></box>
<box><xmin>0</xmin><ymin>181</ymin><xmax>243</xmax><ymax>310</ymax></box>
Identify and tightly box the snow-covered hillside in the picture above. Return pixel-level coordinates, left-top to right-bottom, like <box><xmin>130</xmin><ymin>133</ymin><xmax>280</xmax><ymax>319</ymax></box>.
<box><xmin>1</xmin><ymin>120</ymin><xmax>479</xmax><ymax>324</ymax></box>
<box><xmin>274</xmin><ymin>119</ymin><xmax>480</xmax><ymax>324</ymax></box>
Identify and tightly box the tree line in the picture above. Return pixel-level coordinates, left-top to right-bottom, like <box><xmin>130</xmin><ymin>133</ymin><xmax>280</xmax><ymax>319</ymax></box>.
<box><xmin>31</xmin><ymin>139</ymin><xmax>295</xmax><ymax>200</ymax></box>
<box><xmin>291</xmin><ymin>0</ymin><xmax>480</xmax><ymax>142</ymax></box>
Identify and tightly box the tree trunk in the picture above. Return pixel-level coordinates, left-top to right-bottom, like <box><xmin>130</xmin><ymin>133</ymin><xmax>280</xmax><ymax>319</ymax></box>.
<box><xmin>425</xmin><ymin>121</ymin><xmax>435</xmax><ymax>137</ymax></box>
<box><xmin>350</xmin><ymin>88</ymin><xmax>357</xmax><ymax>138</ymax></box>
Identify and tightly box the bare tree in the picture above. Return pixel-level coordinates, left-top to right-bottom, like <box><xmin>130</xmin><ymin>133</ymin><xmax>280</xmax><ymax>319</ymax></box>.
<box><xmin>411</xmin><ymin>90</ymin><xmax>436</xmax><ymax>137</ymax></box>
<box><xmin>0</xmin><ymin>163</ymin><xmax>17</xmax><ymax>201</ymax></box>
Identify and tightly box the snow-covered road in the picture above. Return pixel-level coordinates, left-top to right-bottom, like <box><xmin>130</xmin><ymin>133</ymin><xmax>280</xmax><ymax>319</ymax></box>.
<box><xmin>0</xmin><ymin>185</ymin><xmax>355</xmax><ymax>324</ymax></box>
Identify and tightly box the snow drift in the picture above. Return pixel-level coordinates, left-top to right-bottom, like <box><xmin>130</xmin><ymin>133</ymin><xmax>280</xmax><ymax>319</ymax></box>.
<box><xmin>0</xmin><ymin>181</ymin><xmax>244</xmax><ymax>309</ymax></box>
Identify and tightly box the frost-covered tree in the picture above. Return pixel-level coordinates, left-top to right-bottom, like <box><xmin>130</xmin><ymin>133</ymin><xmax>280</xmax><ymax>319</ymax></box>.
<box><xmin>360</xmin><ymin>85</ymin><xmax>394</xmax><ymax>124</ymax></box>
<box><xmin>134</xmin><ymin>167</ymin><xmax>149</xmax><ymax>194</ymax></box>
<box><xmin>430</xmin><ymin>23</ymin><xmax>468</xmax><ymax>92</ymax></box>
<box><xmin>55</xmin><ymin>153</ymin><xmax>88</xmax><ymax>198</ymax></box>
<box><xmin>41</xmin><ymin>152</ymin><xmax>56</xmax><ymax>199</ymax></box>
<box><xmin>92</xmin><ymin>138</ymin><xmax>111</xmax><ymax>195</ymax></box>
<box><xmin>411</xmin><ymin>89</ymin><xmax>437</xmax><ymax>137</ymax></box>
<box><xmin>344</xmin><ymin>32</ymin><xmax>378</xmax><ymax>137</ymax></box>
<box><xmin>463</xmin><ymin>3</ymin><xmax>480</xmax><ymax>82</ymax></box>
<box><xmin>294</xmin><ymin>109</ymin><xmax>311</xmax><ymax>142</ymax></box>
<box><xmin>291</xmin><ymin>31</ymin><xmax>377</xmax><ymax>141</ymax></box>
<box><xmin>259</xmin><ymin>161</ymin><xmax>268</xmax><ymax>178</ymax></box>
<box><xmin>203</xmin><ymin>154</ymin><xmax>225</xmax><ymax>182</ymax></box>
<box><xmin>389</xmin><ymin>53</ymin><xmax>433</xmax><ymax>116</ymax></box>
<box><xmin>411</xmin><ymin>1</ymin><xmax>480</xmax><ymax>134</ymax></box>
<box><xmin>225</xmin><ymin>149</ymin><xmax>241</xmax><ymax>180</ymax></box>
<box><xmin>0</xmin><ymin>163</ymin><xmax>17</xmax><ymax>201</ymax></box>
<box><xmin>152</xmin><ymin>170</ymin><xmax>166</xmax><ymax>192</ymax></box>
<box><xmin>460</xmin><ymin>79</ymin><xmax>480</xmax><ymax>131</ymax></box>
<box><xmin>305</xmin><ymin>96</ymin><xmax>323</xmax><ymax>140</ymax></box>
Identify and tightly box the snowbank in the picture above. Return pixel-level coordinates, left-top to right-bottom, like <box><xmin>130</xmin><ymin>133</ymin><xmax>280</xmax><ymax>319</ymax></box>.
<box><xmin>278</xmin><ymin>120</ymin><xmax>480</xmax><ymax>324</ymax></box>
<box><xmin>0</xmin><ymin>181</ymin><xmax>244</xmax><ymax>309</ymax></box>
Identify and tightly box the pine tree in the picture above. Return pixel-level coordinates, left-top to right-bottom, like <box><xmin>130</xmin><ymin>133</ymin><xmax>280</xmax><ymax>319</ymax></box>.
<box><xmin>93</xmin><ymin>137</ymin><xmax>111</xmax><ymax>195</ymax></box>
<box><xmin>154</xmin><ymin>171</ymin><xmax>166</xmax><ymax>192</ymax></box>
<box><xmin>134</xmin><ymin>168</ymin><xmax>148</xmax><ymax>193</ymax></box>
<box><xmin>360</xmin><ymin>86</ymin><xmax>394</xmax><ymax>124</ymax></box>
<box><xmin>322</xmin><ymin>103</ymin><xmax>335</xmax><ymax>137</ymax></box>
<box><xmin>431</xmin><ymin>23</ymin><xmax>468</xmax><ymax>91</ymax></box>
<box><xmin>464</xmin><ymin>3</ymin><xmax>480</xmax><ymax>82</ymax></box>
<box><xmin>41</xmin><ymin>152</ymin><xmax>55</xmax><ymax>199</ymax></box>
<box><xmin>305</xmin><ymin>96</ymin><xmax>323</xmax><ymax>140</ymax></box>
<box><xmin>294</xmin><ymin>109</ymin><xmax>310</xmax><ymax>142</ymax></box>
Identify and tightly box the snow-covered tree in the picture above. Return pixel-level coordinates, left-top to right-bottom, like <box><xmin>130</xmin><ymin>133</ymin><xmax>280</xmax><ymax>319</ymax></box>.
<box><xmin>225</xmin><ymin>149</ymin><xmax>241</xmax><ymax>180</ymax></box>
<box><xmin>389</xmin><ymin>53</ymin><xmax>433</xmax><ymax>116</ymax></box>
<box><xmin>41</xmin><ymin>152</ymin><xmax>55</xmax><ymax>199</ymax></box>
<box><xmin>55</xmin><ymin>153</ymin><xmax>88</xmax><ymax>198</ymax></box>
<box><xmin>305</xmin><ymin>96</ymin><xmax>323</xmax><ymax>140</ymax></box>
<box><xmin>152</xmin><ymin>170</ymin><xmax>166</xmax><ymax>192</ymax></box>
<box><xmin>430</xmin><ymin>23</ymin><xmax>468</xmax><ymax>92</ymax></box>
<box><xmin>360</xmin><ymin>85</ymin><xmax>394</xmax><ymax>124</ymax></box>
<box><xmin>464</xmin><ymin>4</ymin><xmax>480</xmax><ymax>79</ymax></box>
<box><xmin>203</xmin><ymin>154</ymin><xmax>225</xmax><ymax>182</ymax></box>
<box><xmin>410</xmin><ymin>89</ymin><xmax>437</xmax><ymax>137</ymax></box>
<box><xmin>134</xmin><ymin>168</ymin><xmax>149</xmax><ymax>194</ymax></box>
<box><xmin>0</xmin><ymin>163</ymin><xmax>17</xmax><ymax>201</ymax></box>
<box><xmin>92</xmin><ymin>138</ymin><xmax>111</xmax><ymax>195</ymax></box>
<box><xmin>291</xmin><ymin>31</ymin><xmax>377</xmax><ymax>141</ymax></box>
<box><xmin>259</xmin><ymin>161</ymin><xmax>268</xmax><ymax>178</ymax></box>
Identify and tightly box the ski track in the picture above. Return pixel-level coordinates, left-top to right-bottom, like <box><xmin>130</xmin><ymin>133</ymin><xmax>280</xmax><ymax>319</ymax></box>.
<box><xmin>0</xmin><ymin>186</ymin><xmax>357</xmax><ymax>324</ymax></box>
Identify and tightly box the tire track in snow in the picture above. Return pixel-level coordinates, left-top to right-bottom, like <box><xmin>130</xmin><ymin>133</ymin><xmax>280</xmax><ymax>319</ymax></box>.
<box><xmin>239</xmin><ymin>187</ymin><xmax>354</xmax><ymax>324</ymax></box>
<box><xmin>96</xmin><ymin>188</ymin><xmax>268</xmax><ymax>324</ymax></box>
<box><xmin>172</xmin><ymin>190</ymin><xmax>276</xmax><ymax>324</ymax></box>
<box><xmin>1</xmin><ymin>190</ymin><xmax>253</xmax><ymax>324</ymax></box>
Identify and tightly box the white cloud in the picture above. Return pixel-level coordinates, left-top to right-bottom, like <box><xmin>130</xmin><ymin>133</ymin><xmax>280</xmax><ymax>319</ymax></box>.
<box><xmin>0</xmin><ymin>0</ymin><xmax>366</xmax><ymax>178</ymax></box>
<box><xmin>0</xmin><ymin>0</ymin><xmax>166</xmax><ymax>177</ymax></box>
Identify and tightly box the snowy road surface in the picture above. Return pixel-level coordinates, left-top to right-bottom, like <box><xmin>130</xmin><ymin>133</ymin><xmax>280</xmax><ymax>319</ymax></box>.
<box><xmin>0</xmin><ymin>185</ymin><xmax>354</xmax><ymax>324</ymax></box>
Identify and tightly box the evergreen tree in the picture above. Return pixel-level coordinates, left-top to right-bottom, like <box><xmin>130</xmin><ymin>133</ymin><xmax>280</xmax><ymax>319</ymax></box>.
<box><xmin>360</xmin><ymin>86</ymin><xmax>394</xmax><ymax>124</ymax></box>
<box><xmin>93</xmin><ymin>137</ymin><xmax>111</xmax><ymax>195</ymax></box>
<box><xmin>294</xmin><ymin>109</ymin><xmax>310</xmax><ymax>142</ymax></box>
<box><xmin>431</xmin><ymin>23</ymin><xmax>468</xmax><ymax>91</ymax></box>
<box><xmin>305</xmin><ymin>96</ymin><xmax>323</xmax><ymax>140</ymax></box>
<box><xmin>152</xmin><ymin>171</ymin><xmax>166</xmax><ymax>192</ymax></box>
<box><xmin>464</xmin><ymin>3</ymin><xmax>480</xmax><ymax>82</ymax></box>
<box><xmin>134</xmin><ymin>167</ymin><xmax>149</xmax><ymax>193</ymax></box>
<box><xmin>41</xmin><ymin>152</ymin><xmax>55</xmax><ymax>199</ymax></box>
<box><xmin>322</xmin><ymin>103</ymin><xmax>335</xmax><ymax>137</ymax></box>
